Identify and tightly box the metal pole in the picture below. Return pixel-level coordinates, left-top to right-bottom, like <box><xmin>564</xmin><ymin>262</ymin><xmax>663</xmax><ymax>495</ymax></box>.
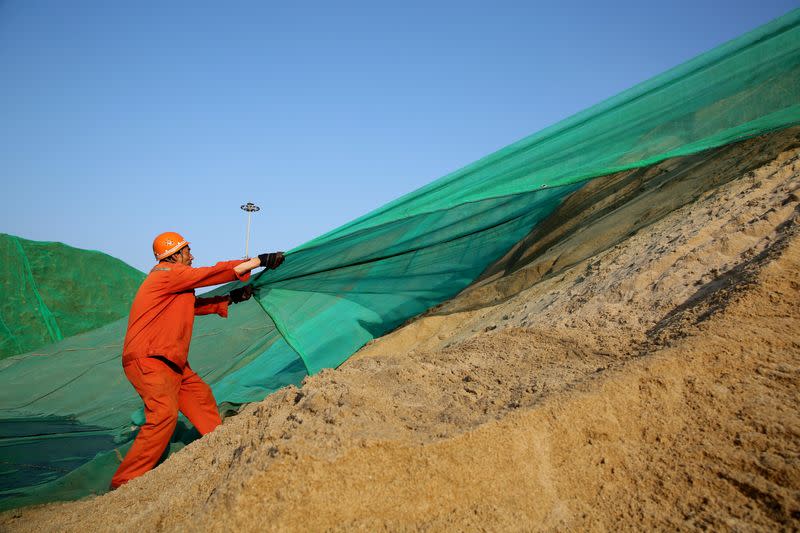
<box><xmin>245</xmin><ymin>211</ymin><xmax>252</xmax><ymax>258</ymax></box>
<box><xmin>240</xmin><ymin>202</ymin><xmax>261</xmax><ymax>259</ymax></box>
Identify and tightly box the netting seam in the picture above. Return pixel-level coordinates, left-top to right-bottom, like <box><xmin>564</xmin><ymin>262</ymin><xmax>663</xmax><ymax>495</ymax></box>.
<box><xmin>12</xmin><ymin>237</ymin><xmax>63</xmax><ymax>344</ymax></box>
<box><xmin>0</xmin><ymin>310</ymin><xmax>23</xmax><ymax>355</ymax></box>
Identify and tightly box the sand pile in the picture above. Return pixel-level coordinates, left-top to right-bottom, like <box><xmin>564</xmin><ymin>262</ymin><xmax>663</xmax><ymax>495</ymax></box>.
<box><xmin>2</xmin><ymin>128</ymin><xmax>799</xmax><ymax>531</ymax></box>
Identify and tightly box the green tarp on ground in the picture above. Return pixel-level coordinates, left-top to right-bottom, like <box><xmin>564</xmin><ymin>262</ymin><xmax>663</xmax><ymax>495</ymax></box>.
<box><xmin>1</xmin><ymin>8</ymin><xmax>799</xmax><ymax>511</ymax></box>
<box><xmin>0</xmin><ymin>234</ymin><xmax>145</xmax><ymax>360</ymax></box>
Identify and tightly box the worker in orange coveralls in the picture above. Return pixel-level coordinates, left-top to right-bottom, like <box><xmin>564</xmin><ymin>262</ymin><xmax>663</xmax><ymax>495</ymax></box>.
<box><xmin>110</xmin><ymin>231</ymin><xmax>285</xmax><ymax>489</ymax></box>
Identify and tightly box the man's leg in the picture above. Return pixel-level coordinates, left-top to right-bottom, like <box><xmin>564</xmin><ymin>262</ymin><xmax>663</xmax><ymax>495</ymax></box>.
<box><xmin>178</xmin><ymin>365</ymin><xmax>222</xmax><ymax>435</ymax></box>
<box><xmin>110</xmin><ymin>357</ymin><xmax>181</xmax><ymax>489</ymax></box>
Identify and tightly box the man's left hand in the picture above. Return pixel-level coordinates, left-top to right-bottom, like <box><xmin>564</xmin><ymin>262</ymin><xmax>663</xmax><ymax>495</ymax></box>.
<box><xmin>229</xmin><ymin>285</ymin><xmax>254</xmax><ymax>304</ymax></box>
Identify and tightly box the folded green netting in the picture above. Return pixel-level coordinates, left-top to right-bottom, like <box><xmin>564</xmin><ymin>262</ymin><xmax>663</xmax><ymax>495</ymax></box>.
<box><xmin>0</xmin><ymin>234</ymin><xmax>145</xmax><ymax>360</ymax></box>
<box><xmin>250</xmin><ymin>7</ymin><xmax>800</xmax><ymax>374</ymax></box>
<box><xmin>1</xmin><ymin>8</ymin><xmax>799</xmax><ymax>510</ymax></box>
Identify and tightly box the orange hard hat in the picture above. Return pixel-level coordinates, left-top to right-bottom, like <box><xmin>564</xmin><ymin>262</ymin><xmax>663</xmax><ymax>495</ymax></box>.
<box><xmin>152</xmin><ymin>231</ymin><xmax>189</xmax><ymax>260</ymax></box>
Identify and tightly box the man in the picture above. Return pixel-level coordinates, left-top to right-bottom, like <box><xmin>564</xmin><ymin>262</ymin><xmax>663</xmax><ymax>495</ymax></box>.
<box><xmin>110</xmin><ymin>231</ymin><xmax>284</xmax><ymax>489</ymax></box>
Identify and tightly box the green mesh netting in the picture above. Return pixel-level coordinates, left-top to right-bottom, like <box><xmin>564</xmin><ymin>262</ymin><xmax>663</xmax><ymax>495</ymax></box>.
<box><xmin>0</xmin><ymin>234</ymin><xmax>145</xmax><ymax>360</ymax></box>
<box><xmin>1</xmin><ymin>8</ymin><xmax>799</xmax><ymax>511</ymax></box>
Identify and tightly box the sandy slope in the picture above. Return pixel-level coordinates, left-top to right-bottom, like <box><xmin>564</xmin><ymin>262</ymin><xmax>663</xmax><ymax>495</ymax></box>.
<box><xmin>2</xmin><ymin>128</ymin><xmax>799</xmax><ymax>531</ymax></box>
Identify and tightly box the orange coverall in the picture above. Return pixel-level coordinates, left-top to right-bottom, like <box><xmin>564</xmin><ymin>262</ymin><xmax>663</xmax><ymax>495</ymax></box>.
<box><xmin>110</xmin><ymin>260</ymin><xmax>250</xmax><ymax>488</ymax></box>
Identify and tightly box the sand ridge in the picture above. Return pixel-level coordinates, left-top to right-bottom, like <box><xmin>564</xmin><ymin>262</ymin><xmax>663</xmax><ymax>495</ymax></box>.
<box><xmin>2</xmin><ymin>128</ymin><xmax>799</xmax><ymax>531</ymax></box>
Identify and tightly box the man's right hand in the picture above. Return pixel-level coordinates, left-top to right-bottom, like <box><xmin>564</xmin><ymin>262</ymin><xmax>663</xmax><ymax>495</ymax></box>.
<box><xmin>258</xmin><ymin>252</ymin><xmax>285</xmax><ymax>270</ymax></box>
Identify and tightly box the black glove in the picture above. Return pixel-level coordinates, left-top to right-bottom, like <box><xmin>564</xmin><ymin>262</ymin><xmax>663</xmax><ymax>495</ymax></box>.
<box><xmin>229</xmin><ymin>284</ymin><xmax>254</xmax><ymax>304</ymax></box>
<box><xmin>258</xmin><ymin>252</ymin><xmax>285</xmax><ymax>270</ymax></box>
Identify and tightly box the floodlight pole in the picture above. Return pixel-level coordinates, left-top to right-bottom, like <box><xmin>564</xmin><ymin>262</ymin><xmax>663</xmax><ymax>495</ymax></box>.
<box><xmin>240</xmin><ymin>202</ymin><xmax>261</xmax><ymax>258</ymax></box>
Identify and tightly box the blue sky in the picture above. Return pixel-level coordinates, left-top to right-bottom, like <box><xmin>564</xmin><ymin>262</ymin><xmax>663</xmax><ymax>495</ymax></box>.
<box><xmin>1</xmin><ymin>0</ymin><xmax>797</xmax><ymax>272</ymax></box>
